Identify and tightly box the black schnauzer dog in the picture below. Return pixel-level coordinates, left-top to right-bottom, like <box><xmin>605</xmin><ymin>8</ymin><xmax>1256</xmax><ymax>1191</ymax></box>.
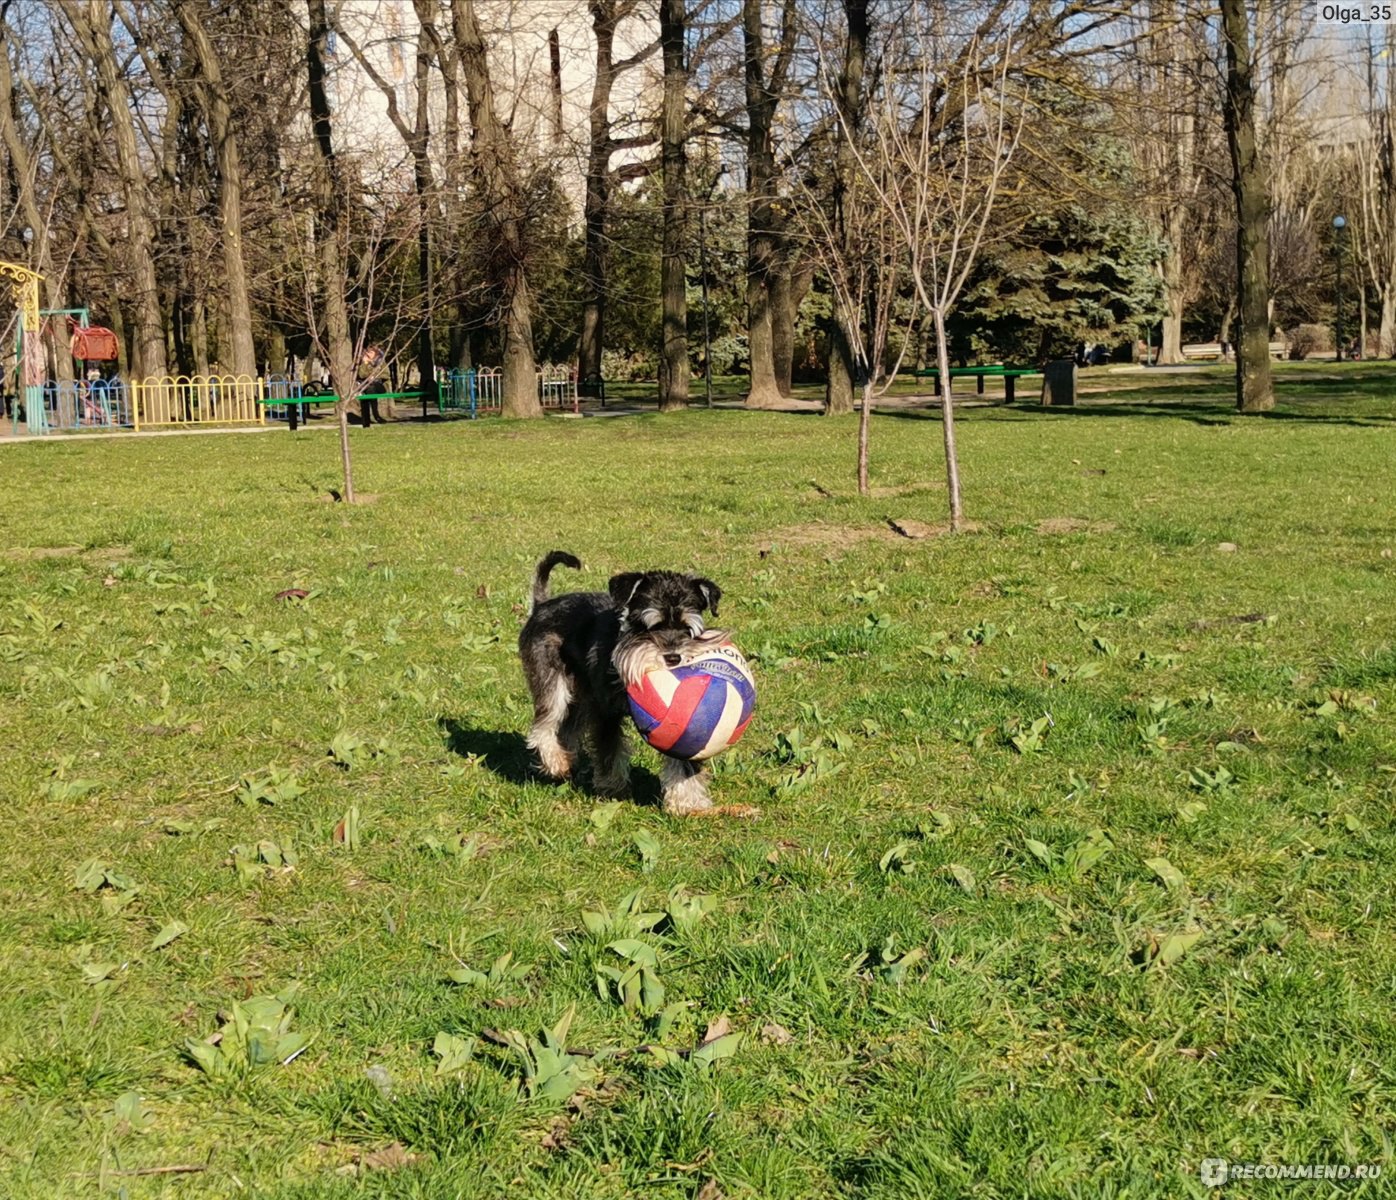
<box><xmin>519</xmin><ymin>550</ymin><xmax>748</xmax><ymax>816</ymax></box>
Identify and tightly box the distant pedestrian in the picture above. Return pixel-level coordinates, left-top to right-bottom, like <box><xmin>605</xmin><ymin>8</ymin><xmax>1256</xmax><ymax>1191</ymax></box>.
<box><xmin>359</xmin><ymin>345</ymin><xmax>386</xmax><ymax>427</ymax></box>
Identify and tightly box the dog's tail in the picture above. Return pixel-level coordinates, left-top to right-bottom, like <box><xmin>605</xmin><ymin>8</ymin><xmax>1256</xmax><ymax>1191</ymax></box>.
<box><xmin>531</xmin><ymin>550</ymin><xmax>582</xmax><ymax>609</ymax></box>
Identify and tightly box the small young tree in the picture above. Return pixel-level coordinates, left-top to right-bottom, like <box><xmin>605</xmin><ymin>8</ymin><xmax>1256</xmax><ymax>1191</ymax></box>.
<box><xmin>793</xmin><ymin>159</ymin><xmax>909</xmax><ymax>495</ymax></box>
<box><xmin>306</xmin><ymin>0</ymin><xmax>359</xmax><ymax>501</ymax></box>
<box><xmin>845</xmin><ymin>6</ymin><xmax>1022</xmax><ymax>529</ymax></box>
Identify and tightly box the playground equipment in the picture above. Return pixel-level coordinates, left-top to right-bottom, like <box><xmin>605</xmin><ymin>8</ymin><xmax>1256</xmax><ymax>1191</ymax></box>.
<box><xmin>440</xmin><ymin>367</ymin><xmax>503</xmax><ymax>417</ymax></box>
<box><xmin>68</xmin><ymin>317</ymin><xmax>119</xmax><ymax>368</ymax></box>
<box><xmin>1</xmin><ymin>260</ymin><xmax>44</xmax><ymax>434</ymax></box>
<box><xmin>539</xmin><ymin>363</ymin><xmax>580</xmax><ymax>413</ymax></box>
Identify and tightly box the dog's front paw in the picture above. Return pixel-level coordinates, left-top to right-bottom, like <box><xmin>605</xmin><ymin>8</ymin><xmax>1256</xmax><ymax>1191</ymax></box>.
<box><xmin>534</xmin><ymin>748</ymin><xmax>574</xmax><ymax>781</ymax></box>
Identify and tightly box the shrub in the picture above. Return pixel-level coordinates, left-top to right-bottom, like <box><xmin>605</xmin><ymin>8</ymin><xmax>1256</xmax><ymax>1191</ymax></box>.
<box><xmin>1287</xmin><ymin>324</ymin><xmax>1332</xmax><ymax>360</ymax></box>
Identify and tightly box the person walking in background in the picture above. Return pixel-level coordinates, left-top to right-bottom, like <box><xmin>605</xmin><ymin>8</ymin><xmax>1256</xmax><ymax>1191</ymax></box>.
<box><xmin>359</xmin><ymin>344</ymin><xmax>385</xmax><ymax>427</ymax></box>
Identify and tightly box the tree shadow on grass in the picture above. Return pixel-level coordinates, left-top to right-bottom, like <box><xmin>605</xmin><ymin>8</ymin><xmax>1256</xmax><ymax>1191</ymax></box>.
<box><xmin>438</xmin><ymin>717</ymin><xmax>662</xmax><ymax>803</ymax></box>
<box><xmin>872</xmin><ymin>399</ymin><xmax>1396</xmax><ymax>429</ymax></box>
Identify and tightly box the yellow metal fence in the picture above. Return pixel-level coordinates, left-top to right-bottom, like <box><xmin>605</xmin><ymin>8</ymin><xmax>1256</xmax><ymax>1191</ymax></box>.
<box><xmin>130</xmin><ymin>374</ymin><xmax>266</xmax><ymax>431</ymax></box>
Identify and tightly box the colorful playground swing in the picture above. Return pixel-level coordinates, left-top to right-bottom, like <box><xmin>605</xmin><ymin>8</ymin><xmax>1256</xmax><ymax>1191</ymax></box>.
<box><xmin>69</xmin><ymin>319</ymin><xmax>119</xmax><ymax>365</ymax></box>
<box><xmin>2</xmin><ymin>260</ymin><xmax>128</xmax><ymax>433</ymax></box>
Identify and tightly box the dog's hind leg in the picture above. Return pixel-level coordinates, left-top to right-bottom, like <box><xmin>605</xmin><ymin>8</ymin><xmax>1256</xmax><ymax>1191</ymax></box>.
<box><xmin>526</xmin><ymin>675</ymin><xmax>575</xmax><ymax>780</ymax></box>
<box><xmin>590</xmin><ymin>712</ymin><xmax>632</xmax><ymax>798</ymax></box>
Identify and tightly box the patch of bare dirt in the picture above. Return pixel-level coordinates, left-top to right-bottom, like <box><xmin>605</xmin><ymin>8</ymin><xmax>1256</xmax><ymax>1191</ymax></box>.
<box><xmin>315</xmin><ymin>491</ymin><xmax>382</xmax><ymax>505</ymax></box>
<box><xmin>1035</xmin><ymin>517</ymin><xmax>1116</xmax><ymax>535</ymax></box>
<box><xmin>869</xmin><ymin>482</ymin><xmax>943</xmax><ymax>498</ymax></box>
<box><xmin>4</xmin><ymin>545</ymin><xmax>83</xmax><ymax>560</ymax></box>
<box><xmin>758</xmin><ymin>523</ymin><xmax>896</xmax><ymax>553</ymax></box>
<box><xmin>888</xmin><ymin>517</ymin><xmax>984</xmax><ymax>538</ymax></box>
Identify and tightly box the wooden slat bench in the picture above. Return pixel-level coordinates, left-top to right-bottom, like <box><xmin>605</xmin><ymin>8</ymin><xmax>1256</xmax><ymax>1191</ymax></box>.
<box><xmin>1179</xmin><ymin>342</ymin><xmax>1288</xmax><ymax>361</ymax></box>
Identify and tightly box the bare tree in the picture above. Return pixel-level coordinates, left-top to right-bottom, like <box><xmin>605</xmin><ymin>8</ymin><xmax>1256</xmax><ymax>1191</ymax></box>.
<box><xmin>659</xmin><ymin>0</ymin><xmax>690</xmax><ymax>410</ymax></box>
<box><xmin>822</xmin><ymin>0</ymin><xmax>869</xmax><ymax>415</ymax></box>
<box><xmin>306</xmin><ymin>0</ymin><xmax>358</xmax><ymax>501</ymax></box>
<box><xmin>0</xmin><ymin>3</ymin><xmax>73</xmax><ymax>389</ymax></box>
<box><xmin>339</xmin><ymin>0</ymin><xmax>443</xmax><ymax>415</ymax></box>
<box><xmin>1353</xmin><ymin>26</ymin><xmax>1396</xmax><ymax>356</ymax></box>
<box><xmin>741</xmin><ymin>0</ymin><xmax>798</xmax><ymax>409</ymax></box>
<box><xmin>57</xmin><ymin>0</ymin><xmax>167</xmax><ymax>379</ymax></box>
<box><xmin>449</xmin><ymin>0</ymin><xmax>541</xmax><ymax>418</ymax></box>
<box><xmin>792</xmin><ymin>113</ymin><xmax>909</xmax><ymax>492</ymax></box>
<box><xmin>1136</xmin><ymin>3</ymin><xmax>1212</xmax><ymax>364</ymax></box>
<box><xmin>580</xmin><ymin>0</ymin><xmax>658</xmax><ymax>392</ymax></box>
<box><xmin>1220</xmin><ymin>0</ymin><xmax>1274</xmax><ymax>411</ymax></box>
<box><xmin>175</xmin><ymin>0</ymin><xmax>256</xmax><ymax>378</ymax></box>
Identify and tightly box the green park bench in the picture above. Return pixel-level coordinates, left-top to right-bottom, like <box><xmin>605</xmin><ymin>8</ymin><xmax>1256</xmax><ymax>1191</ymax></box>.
<box><xmin>910</xmin><ymin>363</ymin><xmax>1041</xmax><ymax>402</ymax></box>
<box><xmin>257</xmin><ymin>390</ymin><xmax>425</xmax><ymax>430</ymax></box>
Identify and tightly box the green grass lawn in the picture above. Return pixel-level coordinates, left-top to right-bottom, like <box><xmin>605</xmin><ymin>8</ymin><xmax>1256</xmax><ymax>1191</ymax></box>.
<box><xmin>2</xmin><ymin>365</ymin><xmax>1395</xmax><ymax>1197</ymax></box>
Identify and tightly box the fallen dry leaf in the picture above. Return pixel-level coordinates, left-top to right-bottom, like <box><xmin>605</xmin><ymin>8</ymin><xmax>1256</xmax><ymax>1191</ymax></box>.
<box><xmin>360</xmin><ymin>1143</ymin><xmax>421</xmax><ymax>1172</ymax></box>
<box><xmin>700</xmin><ymin>1016</ymin><xmax>733</xmax><ymax>1047</ymax></box>
<box><xmin>334</xmin><ymin>1142</ymin><xmax>422</xmax><ymax>1176</ymax></box>
<box><xmin>540</xmin><ymin>1117</ymin><xmax>570</xmax><ymax>1152</ymax></box>
<box><xmin>274</xmin><ymin>588</ymin><xmax>309</xmax><ymax>601</ymax></box>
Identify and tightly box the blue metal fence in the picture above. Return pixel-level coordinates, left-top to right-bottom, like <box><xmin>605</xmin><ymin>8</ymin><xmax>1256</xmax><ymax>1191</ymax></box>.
<box><xmin>13</xmin><ymin>378</ymin><xmax>131</xmax><ymax>434</ymax></box>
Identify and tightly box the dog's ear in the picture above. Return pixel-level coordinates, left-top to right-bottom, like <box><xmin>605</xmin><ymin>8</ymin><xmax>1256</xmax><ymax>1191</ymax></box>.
<box><xmin>693</xmin><ymin>577</ymin><xmax>722</xmax><ymax>617</ymax></box>
<box><xmin>608</xmin><ymin>572</ymin><xmax>645</xmax><ymax>610</ymax></box>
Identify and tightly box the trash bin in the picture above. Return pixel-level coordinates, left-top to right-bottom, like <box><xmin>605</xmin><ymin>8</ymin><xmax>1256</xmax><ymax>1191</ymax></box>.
<box><xmin>1041</xmin><ymin>359</ymin><xmax>1077</xmax><ymax>406</ymax></box>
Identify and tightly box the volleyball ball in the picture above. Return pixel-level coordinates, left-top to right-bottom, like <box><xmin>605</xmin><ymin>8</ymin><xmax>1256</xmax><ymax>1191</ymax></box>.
<box><xmin>626</xmin><ymin>642</ymin><xmax>756</xmax><ymax>762</ymax></box>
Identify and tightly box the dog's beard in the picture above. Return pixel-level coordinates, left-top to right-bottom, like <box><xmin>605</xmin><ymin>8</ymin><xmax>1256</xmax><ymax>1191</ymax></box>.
<box><xmin>613</xmin><ymin>628</ymin><xmax>729</xmax><ymax>687</ymax></box>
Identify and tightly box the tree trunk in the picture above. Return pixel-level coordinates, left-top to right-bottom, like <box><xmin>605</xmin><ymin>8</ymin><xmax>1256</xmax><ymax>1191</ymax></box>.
<box><xmin>1153</xmin><ymin>43</ymin><xmax>1195</xmax><ymax>368</ymax></box>
<box><xmin>267</xmin><ymin>328</ymin><xmax>287</xmax><ymax>377</ymax></box>
<box><xmin>0</xmin><ymin>33</ymin><xmax>71</xmax><ymax>388</ymax></box>
<box><xmin>1220</xmin><ymin>0</ymin><xmax>1273</xmax><ymax>413</ymax></box>
<box><xmin>770</xmin><ymin>259</ymin><xmax>793</xmax><ymax>396</ymax></box>
<box><xmin>1378</xmin><ymin>30</ymin><xmax>1396</xmax><ymax>357</ymax></box>
<box><xmin>580</xmin><ymin>4</ymin><xmax>617</xmax><ymax>387</ymax></box>
<box><xmin>856</xmin><ymin>378</ymin><xmax>872</xmax><ymax>494</ymax></box>
<box><xmin>307</xmin><ymin>0</ymin><xmax>356</xmax><ymax>501</ymax></box>
<box><xmin>658</xmin><ymin>0</ymin><xmax>690</xmax><ymax>411</ymax></box>
<box><xmin>192</xmin><ymin>291</ymin><xmax>210</xmax><ymax>378</ymax></box>
<box><xmin>1159</xmin><ymin>246</ymin><xmax>1185</xmax><ymax>364</ymax></box>
<box><xmin>61</xmin><ymin>0</ymin><xmax>167</xmax><ymax>380</ymax></box>
<box><xmin>931</xmin><ymin>307</ymin><xmax>964</xmax><ymax>530</ymax></box>
<box><xmin>435</xmin><ymin>4</ymin><xmax>472</xmax><ymax>373</ymax></box>
<box><xmin>451</xmin><ymin>0</ymin><xmax>540</xmax><ymax>417</ymax></box>
<box><xmin>1218</xmin><ymin>296</ymin><xmax>1237</xmax><ymax>357</ymax></box>
<box><xmin>824</xmin><ymin>0</ymin><xmax>868</xmax><ymax>416</ymax></box>
<box><xmin>742</xmin><ymin>0</ymin><xmax>793</xmax><ymax>409</ymax></box>
<box><xmin>412</xmin><ymin>1</ymin><xmax>436</xmax><ymax>413</ymax></box>
<box><xmin>176</xmin><ymin>0</ymin><xmax>256</xmax><ymax>378</ymax></box>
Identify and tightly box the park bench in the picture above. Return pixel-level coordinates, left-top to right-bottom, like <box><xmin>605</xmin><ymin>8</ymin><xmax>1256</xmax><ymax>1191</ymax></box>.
<box><xmin>911</xmin><ymin>363</ymin><xmax>1041</xmax><ymax>402</ymax></box>
<box><xmin>1179</xmin><ymin>341</ymin><xmax>1288</xmax><ymax>361</ymax></box>
<box><xmin>579</xmin><ymin>374</ymin><xmax>607</xmax><ymax>404</ymax></box>
<box><xmin>257</xmin><ymin>390</ymin><xmax>425</xmax><ymax>431</ymax></box>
